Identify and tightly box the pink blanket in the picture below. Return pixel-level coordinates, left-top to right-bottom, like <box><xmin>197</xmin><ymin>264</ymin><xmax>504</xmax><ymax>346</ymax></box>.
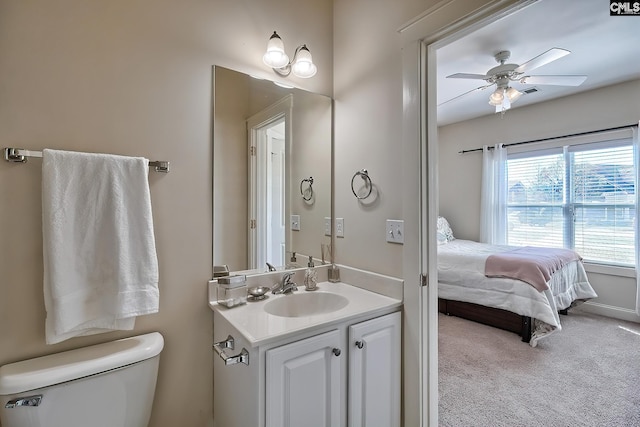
<box><xmin>485</xmin><ymin>246</ymin><xmax>581</xmax><ymax>292</ymax></box>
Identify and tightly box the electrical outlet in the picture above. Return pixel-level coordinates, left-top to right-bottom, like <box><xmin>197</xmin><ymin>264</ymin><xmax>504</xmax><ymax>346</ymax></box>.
<box><xmin>336</xmin><ymin>218</ymin><xmax>344</xmax><ymax>238</ymax></box>
<box><xmin>290</xmin><ymin>215</ymin><xmax>300</xmax><ymax>231</ymax></box>
<box><xmin>324</xmin><ymin>217</ymin><xmax>331</xmax><ymax>236</ymax></box>
<box><xmin>386</xmin><ymin>219</ymin><xmax>404</xmax><ymax>244</ymax></box>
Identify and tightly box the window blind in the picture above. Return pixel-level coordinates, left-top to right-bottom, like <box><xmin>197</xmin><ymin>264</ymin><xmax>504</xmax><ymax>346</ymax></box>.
<box><xmin>506</xmin><ymin>137</ymin><xmax>635</xmax><ymax>267</ymax></box>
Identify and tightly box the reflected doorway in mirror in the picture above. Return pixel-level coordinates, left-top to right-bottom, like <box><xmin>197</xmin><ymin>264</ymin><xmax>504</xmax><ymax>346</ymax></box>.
<box><xmin>248</xmin><ymin>96</ymin><xmax>291</xmax><ymax>270</ymax></box>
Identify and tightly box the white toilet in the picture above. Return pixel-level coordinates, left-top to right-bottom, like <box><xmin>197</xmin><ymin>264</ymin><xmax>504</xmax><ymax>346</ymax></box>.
<box><xmin>0</xmin><ymin>332</ymin><xmax>164</xmax><ymax>427</ymax></box>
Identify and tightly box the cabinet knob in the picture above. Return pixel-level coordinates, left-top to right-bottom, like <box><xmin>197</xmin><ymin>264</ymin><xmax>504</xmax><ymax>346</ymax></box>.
<box><xmin>332</xmin><ymin>348</ymin><xmax>341</xmax><ymax>357</ymax></box>
<box><xmin>355</xmin><ymin>340</ymin><xmax>365</xmax><ymax>349</ymax></box>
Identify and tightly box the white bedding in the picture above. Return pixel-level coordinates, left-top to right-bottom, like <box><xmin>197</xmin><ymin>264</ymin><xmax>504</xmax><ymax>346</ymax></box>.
<box><xmin>438</xmin><ymin>239</ymin><xmax>598</xmax><ymax>346</ymax></box>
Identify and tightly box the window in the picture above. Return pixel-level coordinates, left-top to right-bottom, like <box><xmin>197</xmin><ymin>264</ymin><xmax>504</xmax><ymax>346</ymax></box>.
<box><xmin>506</xmin><ymin>137</ymin><xmax>635</xmax><ymax>267</ymax></box>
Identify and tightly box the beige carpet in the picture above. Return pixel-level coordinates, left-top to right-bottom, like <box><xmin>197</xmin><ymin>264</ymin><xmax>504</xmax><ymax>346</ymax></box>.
<box><xmin>438</xmin><ymin>307</ymin><xmax>640</xmax><ymax>427</ymax></box>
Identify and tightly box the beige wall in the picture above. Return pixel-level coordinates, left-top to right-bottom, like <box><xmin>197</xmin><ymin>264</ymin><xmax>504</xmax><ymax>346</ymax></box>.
<box><xmin>290</xmin><ymin>92</ymin><xmax>333</xmax><ymax>262</ymax></box>
<box><xmin>333</xmin><ymin>1</ymin><xmax>505</xmax><ymax>425</ymax></box>
<box><xmin>213</xmin><ymin>67</ymin><xmax>250</xmax><ymax>272</ymax></box>
<box><xmin>0</xmin><ymin>1</ymin><xmax>332</xmax><ymax>426</ymax></box>
<box><xmin>333</xmin><ymin>0</ymin><xmax>437</xmax><ymax>278</ymax></box>
<box><xmin>439</xmin><ymin>79</ymin><xmax>640</xmax><ymax>314</ymax></box>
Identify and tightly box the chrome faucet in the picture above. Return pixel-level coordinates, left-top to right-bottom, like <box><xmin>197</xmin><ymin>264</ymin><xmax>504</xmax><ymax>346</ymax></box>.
<box><xmin>272</xmin><ymin>272</ymin><xmax>297</xmax><ymax>294</ymax></box>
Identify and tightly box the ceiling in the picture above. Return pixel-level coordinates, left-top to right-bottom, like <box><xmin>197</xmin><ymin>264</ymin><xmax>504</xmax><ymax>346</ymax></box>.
<box><xmin>436</xmin><ymin>0</ymin><xmax>640</xmax><ymax>126</ymax></box>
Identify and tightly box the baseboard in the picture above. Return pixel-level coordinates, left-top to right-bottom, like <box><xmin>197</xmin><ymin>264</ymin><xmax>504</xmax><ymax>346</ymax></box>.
<box><xmin>579</xmin><ymin>301</ymin><xmax>640</xmax><ymax>323</ymax></box>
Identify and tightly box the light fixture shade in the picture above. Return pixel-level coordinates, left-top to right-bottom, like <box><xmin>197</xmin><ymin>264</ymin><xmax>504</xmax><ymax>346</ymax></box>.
<box><xmin>291</xmin><ymin>45</ymin><xmax>317</xmax><ymax>78</ymax></box>
<box><xmin>494</xmin><ymin>93</ymin><xmax>512</xmax><ymax>113</ymax></box>
<box><xmin>506</xmin><ymin>86</ymin><xmax>523</xmax><ymax>103</ymax></box>
<box><xmin>488</xmin><ymin>88</ymin><xmax>505</xmax><ymax>106</ymax></box>
<box><xmin>263</xmin><ymin>31</ymin><xmax>290</xmax><ymax>68</ymax></box>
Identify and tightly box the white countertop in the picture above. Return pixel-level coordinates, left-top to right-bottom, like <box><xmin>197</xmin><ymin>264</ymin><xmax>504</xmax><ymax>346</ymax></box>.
<box><xmin>209</xmin><ymin>281</ymin><xmax>402</xmax><ymax>347</ymax></box>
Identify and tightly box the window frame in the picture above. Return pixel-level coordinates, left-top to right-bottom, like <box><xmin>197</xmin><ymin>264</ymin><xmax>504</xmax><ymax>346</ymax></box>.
<box><xmin>505</xmin><ymin>130</ymin><xmax>636</xmax><ymax>268</ymax></box>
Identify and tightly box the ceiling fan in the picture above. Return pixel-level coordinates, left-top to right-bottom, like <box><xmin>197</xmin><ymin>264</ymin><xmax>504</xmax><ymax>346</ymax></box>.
<box><xmin>441</xmin><ymin>48</ymin><xmax>587</xmax><ymax>112</ymax></box>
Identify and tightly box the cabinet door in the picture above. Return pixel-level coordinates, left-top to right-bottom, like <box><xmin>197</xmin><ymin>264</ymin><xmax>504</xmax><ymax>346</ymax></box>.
<box><xmin>266</xmin><ymin>329</ymin><xmax>343</xmax><ymax>427</ymax></box>
<box><xmin>349</xmin><ymin>311</ymin><xmax>401</xmax><ymax>427</ymax></box>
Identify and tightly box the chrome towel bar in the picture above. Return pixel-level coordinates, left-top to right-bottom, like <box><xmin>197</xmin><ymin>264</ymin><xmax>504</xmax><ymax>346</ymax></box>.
<box><xmin>4</xmin><ymin>147</ymin><xmax>170</xmax><ymax>173</ymax></box>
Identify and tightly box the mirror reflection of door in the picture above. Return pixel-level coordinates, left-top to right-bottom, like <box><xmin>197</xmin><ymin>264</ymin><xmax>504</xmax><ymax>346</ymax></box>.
<box><xmin>266</xmin><ymin>123</ymin><xmax>286</xmax><ymax>267</ymax></box>
<box><xmin>247</xmin><ymin>95</ymin><xmax>291</xmax><ymax>271</ymax></box>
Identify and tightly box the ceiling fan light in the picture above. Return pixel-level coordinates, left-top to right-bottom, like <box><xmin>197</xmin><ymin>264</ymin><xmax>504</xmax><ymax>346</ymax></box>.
<box><xmin>488</xmin><ymin>88</ymin><xmax>505</xmax><ymax>106</ymax></box>
<box><xmin>495</xmin><ymin>96</ymin><xmax>511</xmax><ymax>114</ymax></box>
<box><xmin>502</xmin><ymin>96</ymin><xmax>511</xmax><ymax>110</ymax></box>
<box><xmin>506</xmin><ymin>86</ymin><xmax>523</xmax><ymax>103</ymax></box>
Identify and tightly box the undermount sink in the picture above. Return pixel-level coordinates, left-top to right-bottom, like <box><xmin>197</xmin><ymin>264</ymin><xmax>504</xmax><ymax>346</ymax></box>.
<box><xmin>264</xmin><ymin>292</ymin><xmax>349</xmax><ymax>318</ymax></box>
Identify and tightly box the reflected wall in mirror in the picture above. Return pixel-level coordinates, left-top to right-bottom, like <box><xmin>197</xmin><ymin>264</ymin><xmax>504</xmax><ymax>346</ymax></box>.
<box><xmin>213</xmin><ymin>66</ymin><xmax>332</xmax><ymax>274</ymax></box>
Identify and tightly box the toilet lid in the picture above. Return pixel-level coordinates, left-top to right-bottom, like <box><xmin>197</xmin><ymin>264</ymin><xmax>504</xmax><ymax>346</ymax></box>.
<box><xmin>0</xmin><ymin>332</ymin><xmax>163</xmax><ymax>395</ymax></box>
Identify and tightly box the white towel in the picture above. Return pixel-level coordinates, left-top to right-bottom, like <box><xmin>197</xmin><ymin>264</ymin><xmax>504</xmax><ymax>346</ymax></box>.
<box><xmin>42</xmin><ymin>149</ymin><xmax>159</xmax><ymax>344</ymax></box>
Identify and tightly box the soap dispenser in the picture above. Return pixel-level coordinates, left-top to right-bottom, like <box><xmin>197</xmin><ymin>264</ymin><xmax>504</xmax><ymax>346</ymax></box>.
<box><xmin>287</xmin><ymin>251</ymin><xmax>300</xmax><ymax>269</ymax></box>
<box><xmin>303</xmin><ymin>256</ymin><xmax>318</xmax><ymax>291</ymax></box>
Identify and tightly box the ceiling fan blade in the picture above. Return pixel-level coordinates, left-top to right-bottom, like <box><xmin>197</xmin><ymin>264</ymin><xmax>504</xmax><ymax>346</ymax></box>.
<box><xmin>446</xmin><ymin>73</ymin><xmax>490</xmax><ymax>80</ymax></box>
<box><xmin>438</xmin><ymin>83</ymin><xmax>493</xmax><ymax>107</ymax></box>
<box><xmin>514</xmin><ymin>48</ymin><xmax>571</xmax><ymax>74</ymax></box>
<box><xmin>519</xmin><ymin>75</ymin><xmax>587</xmax><ymax>86</ymax></box>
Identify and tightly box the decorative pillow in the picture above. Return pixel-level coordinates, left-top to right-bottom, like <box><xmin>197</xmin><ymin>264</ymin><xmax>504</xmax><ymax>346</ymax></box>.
<box><xmin>437</xmin><ymin>216</ymin><xmax>455</xmax><ymax>245</ymax></box>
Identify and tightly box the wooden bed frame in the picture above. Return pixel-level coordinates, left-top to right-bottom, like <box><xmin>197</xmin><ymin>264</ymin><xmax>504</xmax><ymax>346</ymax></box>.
<box><xmin>438</xmin><ymin>298</ymin><xmax>533</xmax><ymax>343</ymax></box>
<box><xmin>438</xmin><ymin>298</ymin><xmax>571</xmax><ymax>344</ymax></box>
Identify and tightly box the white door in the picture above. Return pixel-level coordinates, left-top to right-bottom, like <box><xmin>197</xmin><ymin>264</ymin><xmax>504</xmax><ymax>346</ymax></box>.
<box><xmin>247</xmin><ymin>95</ymin><xmax>292</xmax><ymax>270</ymax></box>
<box><xmin>348</xmin><ymin>312</ymin><xmax>401</xmax><ymax>427</ymax></box>
<box><xmin>266</xmin><ymin>126</ymin><xmax>286</xmax><ymax>266</ymax></box>
<box><xmin>265</xmin><ymin>330</ymin><xmax>343</xmax><ymax>427</ymax></box>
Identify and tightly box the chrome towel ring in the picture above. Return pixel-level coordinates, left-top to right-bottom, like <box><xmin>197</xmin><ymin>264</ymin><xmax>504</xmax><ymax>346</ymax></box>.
<box><xmin>300</xmin><ymin>176</ymin><xmax>314</xmax><ymax>201</ymax></box>
<box><xmin>351</xmin><ymin>169</ymin><xmax>372</xmax><ymax>199</ymax></box>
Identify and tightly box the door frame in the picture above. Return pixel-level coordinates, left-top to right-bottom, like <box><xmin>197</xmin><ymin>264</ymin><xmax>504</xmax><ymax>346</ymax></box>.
<box><xmin>247</xmin><ymin>95</ymin><xmax>293</xmax><ymax>270</ymax></box>
<box><xmin>399</xmin><ymin>0</ymin><xmax>530</xmax><ymax>424</ymax></box>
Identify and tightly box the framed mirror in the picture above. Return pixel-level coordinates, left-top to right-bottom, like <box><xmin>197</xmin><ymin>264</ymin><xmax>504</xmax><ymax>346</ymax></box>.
<box><xmin>213</xmin><ymin>66</ymin><xmax>332</xmax><ymax>275</ymax></box>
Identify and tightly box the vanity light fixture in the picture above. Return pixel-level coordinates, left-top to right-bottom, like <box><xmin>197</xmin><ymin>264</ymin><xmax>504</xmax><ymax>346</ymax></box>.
<box><xmin>262</xmin><ymin>31</ymin><xmax>317</xmax><ymax>79</ymax></box>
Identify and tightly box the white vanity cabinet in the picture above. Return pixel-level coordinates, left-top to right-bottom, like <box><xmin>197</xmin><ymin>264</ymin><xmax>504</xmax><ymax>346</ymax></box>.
<box><xmin>212</xmin><ymin>310</ymin><xmax>401</xmax><ymax>427</ymax></box>
<box><xmin>349</xmin><ymin>311</ymin><xmax>401</xmax><ymax>427</ymax></box>
<box><xmin>265</xmin><ymin>330</ymin><xmax>343</xmax><ymax>427</ymax></box>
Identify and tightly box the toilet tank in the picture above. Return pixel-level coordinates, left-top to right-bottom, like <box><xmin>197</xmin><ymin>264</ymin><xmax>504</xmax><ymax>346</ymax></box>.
<box><xmin>0</xmin><ymin>332</ymin><xmax>164</xmax><ymax>427</ymax></box>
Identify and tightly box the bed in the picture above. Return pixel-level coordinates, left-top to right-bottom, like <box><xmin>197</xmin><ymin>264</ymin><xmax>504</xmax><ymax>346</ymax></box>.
<box><xmin>436</xmin><ymin>217</ymin><xmax>598</xmax><ymax>346</ymax></box>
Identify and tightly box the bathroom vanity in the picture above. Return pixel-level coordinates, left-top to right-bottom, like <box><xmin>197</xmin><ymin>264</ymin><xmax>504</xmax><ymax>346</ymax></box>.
<box><xmin>209</xmin><ymin>278</ymin><xmax>402</xmax><ymax>427</ymax></box>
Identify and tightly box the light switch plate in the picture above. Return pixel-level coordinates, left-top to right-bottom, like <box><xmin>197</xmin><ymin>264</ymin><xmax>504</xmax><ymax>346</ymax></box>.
<box><xmin>324</xmin><ymin>217</ymin><xmax>331</xmax><ymax>236</ymax></box>
<box><xmin>291</xmin><ymin>215</ymin><xmax>300</xmax><ymax>231</ymax></box>
<box><xmin>386</xmin><ymin>219</ymin><xmax>404</xmax><ymax>244</ymax></box>
<box><xmin>336</xmin><ymin>218</ymin><xmax>344</xmax><ymax>238</ymax></box>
